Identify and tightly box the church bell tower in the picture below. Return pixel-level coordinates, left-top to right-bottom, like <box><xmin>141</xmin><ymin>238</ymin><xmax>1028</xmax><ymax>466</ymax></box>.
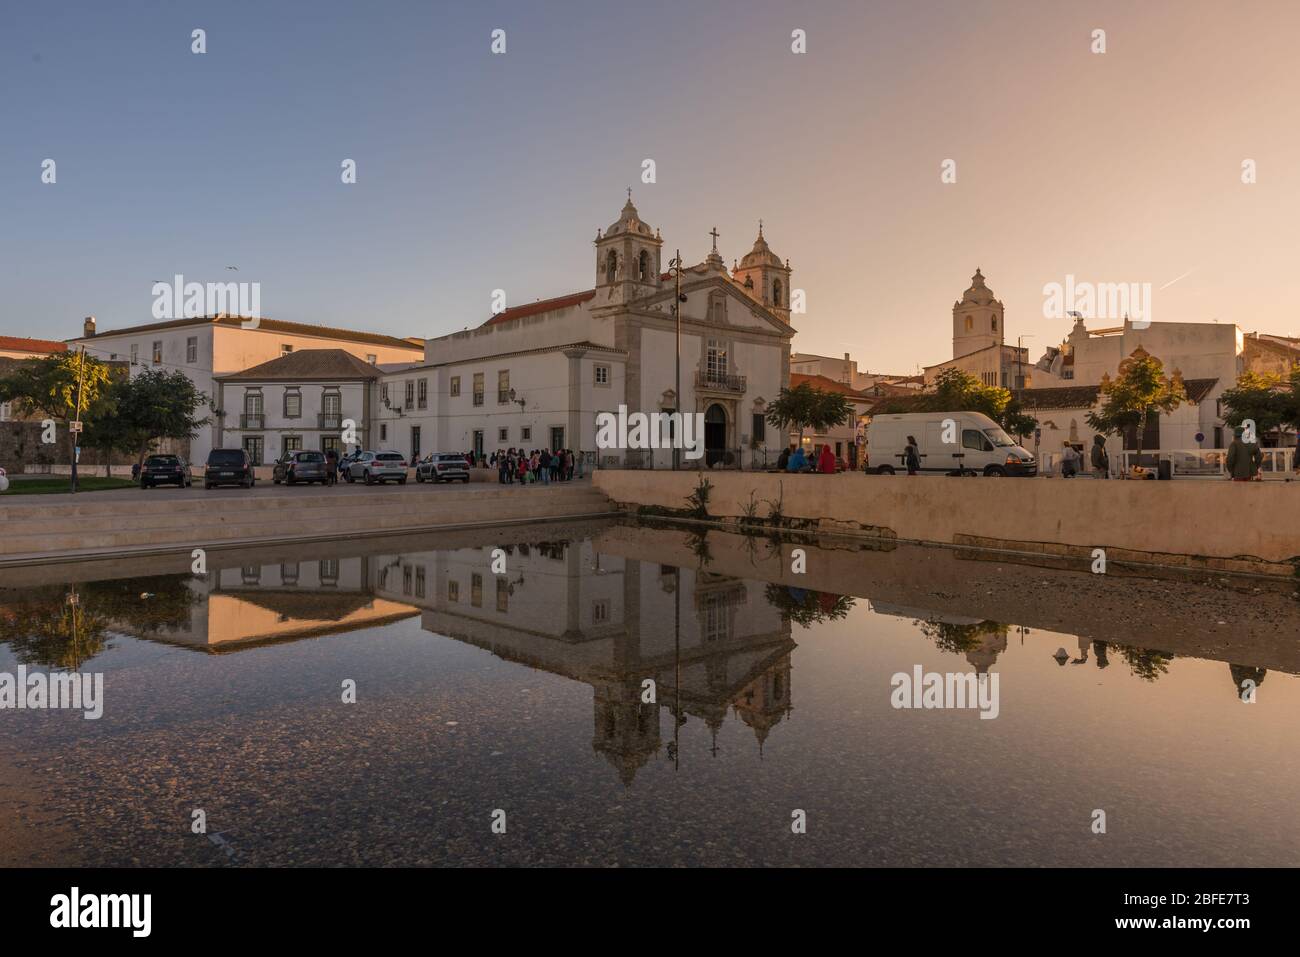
<box><xmin>594</xmin><ymin>191</ymin><xmax>662</xmax><ymax>307</ymax></box>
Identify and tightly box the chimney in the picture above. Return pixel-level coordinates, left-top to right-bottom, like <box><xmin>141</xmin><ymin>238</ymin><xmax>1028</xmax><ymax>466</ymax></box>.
<box><xmin>843</xmin><ymin>352</ymin><xmax>851</xmax><ymax>384</ymax></box>
<box><xmin>83</xmin><ymin>316</ymin><xmax>96</xmax><ymax>338</ymax></box>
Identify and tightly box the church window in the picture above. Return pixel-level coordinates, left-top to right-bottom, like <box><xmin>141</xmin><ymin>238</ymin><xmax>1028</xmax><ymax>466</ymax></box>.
<box><xmin>594</xmin><ymin>364</ymin><xmax>609</xmax><ymax>386</ymax></box>
<box><xmin>965</xmin><ymin>316</ymin><xmax>973</xmax><ymax>332</ymax></box>
<box><xmin>450</xmin><ymin>376</ymin><xmax>460</xmax><ymax>397</ymax></box>
<box><xmin>772</xmin><ymin>279</ymin><xmax>782</xmax><ymax>307</ymax></box>
<box><xmin>638</xmin><ymin>250</ymin><xmax>651</xmax><ymax>282</ymax></box>
<box><xmin>706</xmin><ymin>339</ymin><xmax>728</xmax><ymax>379</ymax></box>
<box><xmin>991</xmin><ymin>317</ymin><xmax>998</xmax><ymax>332</ymax></box>
<box><xmin>605</xmin><ymin>250</ymin><xmax>618</xmax><ymax>283</ymax></box>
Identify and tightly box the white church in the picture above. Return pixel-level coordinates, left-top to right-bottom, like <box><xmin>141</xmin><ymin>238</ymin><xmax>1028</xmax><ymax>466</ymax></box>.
<box><xmin>372</xmin><ymin>194</ymin><xmax>797</xmax><ymax>468</ymax></box>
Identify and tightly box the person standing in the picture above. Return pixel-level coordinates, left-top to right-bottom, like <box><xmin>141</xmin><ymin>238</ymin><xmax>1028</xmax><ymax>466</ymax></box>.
<box><xmin>904</xmin><ymin>435</ymin><xmax>921</xmax><ymax>476</ymax></box>
<box><xmin>1226</xmin><ymin>427</ymin><xmax>1263</xmax><ymax>482</ymax></box>
<box><xmin>817</xmin><ymin>443</ymin><xmax>836</xmax><ymax>474</ymax></box>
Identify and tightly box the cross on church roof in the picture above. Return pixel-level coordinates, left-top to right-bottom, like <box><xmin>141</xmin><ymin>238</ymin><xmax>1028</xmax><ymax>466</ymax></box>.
<box><xmin>709</xmin><ymin>226</ymin><xmax>720</xmax><ymax>252</ymax></box>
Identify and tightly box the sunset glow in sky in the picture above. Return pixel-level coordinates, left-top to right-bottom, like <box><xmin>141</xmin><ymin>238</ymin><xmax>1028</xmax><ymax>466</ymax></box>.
<box><xmin>2</xmin><ymin>0</ymin><xmax>1298</xmax><ymax>372</ymax></box>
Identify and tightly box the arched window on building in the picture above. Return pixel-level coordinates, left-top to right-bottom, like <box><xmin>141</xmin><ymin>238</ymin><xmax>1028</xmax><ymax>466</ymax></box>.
<box><xmin>772</xmin><ymin>279</ymin><xmax>783</xmax><ymax>307</ymax></box>
<box><xmin>638</xmin><ymin>249</ymin><xmax>651</xmax><ymax>282</ymax></box>
<box><xmin>605</xmin><ymin>250</ymin><xmax>618</xmax><ymax>284</ymax></box>
<box><xmin>965</xmin><ymin>315</ymin><xmax>974</xmax><ymax>331</ymax></box>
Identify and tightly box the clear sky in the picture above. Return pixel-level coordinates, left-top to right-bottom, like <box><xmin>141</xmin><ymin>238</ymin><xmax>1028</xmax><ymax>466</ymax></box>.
<box><xmin>3</xmin><ymin>0</ymin><xmax>1298</xmax><ymax>372</ymax></box>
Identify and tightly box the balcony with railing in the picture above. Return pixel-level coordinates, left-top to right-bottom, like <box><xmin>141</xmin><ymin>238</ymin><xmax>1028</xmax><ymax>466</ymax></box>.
<box><xmin>695</xmin><ymin>370</ymin><xmax>747</xmax><ymax>393</ymax></box>
<box><xmin>240</xmin><ymin>413</ymin><xmax>265</xmax><ymax>429</ymax></box>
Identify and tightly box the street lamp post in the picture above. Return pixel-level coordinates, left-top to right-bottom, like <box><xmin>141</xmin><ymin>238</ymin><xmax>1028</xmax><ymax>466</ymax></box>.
<box><xmin>669</xmin><ymin>249</ymin><xmax>684</xmax><ymax>471</ymax></box>
<box><xmin>1016</xmin><ymin>334</ymin><xmax>1034</xmax><ymax>390</ymax></box>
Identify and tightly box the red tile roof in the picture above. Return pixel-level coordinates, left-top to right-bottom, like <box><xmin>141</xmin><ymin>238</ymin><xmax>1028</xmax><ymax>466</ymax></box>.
<box><xmin>481</xmin><ymin>290</ymin><xmax>597</xmax><ymax>327</ymax></box>
<box><xmin>0</xmin><ymin>336</ymin><xmax>68</xmax><ymax>354</ymax></box>
<box><xmin>79</xmin><ymin>315</ymin><xmax>422</xmax><ymax>351</ymax></box>
<box><xmin>790</xmin><ymin>372</ymin><xmax>873</xmax><ymax>400</ymax></box>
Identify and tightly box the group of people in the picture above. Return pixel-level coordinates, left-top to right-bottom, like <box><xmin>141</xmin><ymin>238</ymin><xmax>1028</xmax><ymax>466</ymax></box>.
<box><xmin>776</xmin><ymin>443</ymin><xmax>840</xmax><ymax>474</ymax></box>
<box><xmin>490</xmin><ymin>448</ymin><xmax>578</xmax><ymax>485</ymax></box>
<box><xmin>1058</xmin><ymin>435</ymin><xmax>1110</xmax><ymax>478</ymax></box>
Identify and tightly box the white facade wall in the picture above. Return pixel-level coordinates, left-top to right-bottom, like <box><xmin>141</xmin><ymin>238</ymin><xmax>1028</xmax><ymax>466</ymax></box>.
<box><xmin>376</xmin><ymin>347</ymin><xmax>627</xmax><ymax>462</ymax></box>
<box><xmin>217</xmin><ymin>379</ymin><xmax>371</xmax><ymax>463</ymax></box>
<box><xmin>426</xmin><ymin>301</ymin><xmax>602</xmax><ymax>364</ymax></box>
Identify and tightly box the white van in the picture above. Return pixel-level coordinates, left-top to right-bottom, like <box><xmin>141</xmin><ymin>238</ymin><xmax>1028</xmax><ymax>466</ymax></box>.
<box><xmin>865</xmin><ymin>411</ymin><xmax>1036</xmax><ymax>477</ymax></box>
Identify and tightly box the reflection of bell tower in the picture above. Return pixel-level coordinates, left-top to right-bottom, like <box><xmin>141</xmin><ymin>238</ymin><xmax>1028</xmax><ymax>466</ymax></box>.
<box><xmin>594</xmin><ymin>191</ymin><xmax>662</xmax><ymax>309</ymax></box>
<box><xmin>732</xmin><ymin>654</ymin><xmax>793</xmax><ymax>755</ymax></box>
<box><xmin>965</xmin><ymin>624</ymin><xmax>1009</xmax><ymax>674</ymax></box>
<box><xmin>591</xmin><ymin>678</ymin><xmax>661</xmax><ymax>786</ymax></box>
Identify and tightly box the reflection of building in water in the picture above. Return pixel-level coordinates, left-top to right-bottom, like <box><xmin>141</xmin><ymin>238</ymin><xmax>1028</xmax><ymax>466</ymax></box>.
<box><xmin>872</xmin><ymin>603</ymin><xmax>1009</xmax><ymax>674</ymax></box>
<box><xmin>370</xmin><ymin>540</ymin><xmax>795</xmax><ymax>784</ymax></box>
<box><xmin>105</xmin><ymin>557</ymin><xmax>420</xmax><ymax>651</ymax></box>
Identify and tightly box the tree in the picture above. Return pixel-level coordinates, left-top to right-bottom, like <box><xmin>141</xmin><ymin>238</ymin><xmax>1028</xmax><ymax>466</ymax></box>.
<box><xmin>0</xmin><ymin>351</ymin><xmax>114</xmax><ymax>485</ymax></box>
<box><xmin>912</xmin><ymin>368</ymin><xmax>1038</xmax><ymax>439</ymax></box>
<box><xmin>1085</xmin><ymin>347</ymin><xmax>1187</xmax><ymax>472</ymax></box>
<box><xmin>1219</xmin><ymin>369</ymin><xmax>1299</xmax><ymax>446</ymax></box>
<box><xmin>765</xmin><ymin>382</ymin><xmax>856</xmax><ymax>448</ymax></box>
<box><xmin>89</xmin><ymin>369</ymin><xmax>212</xmax><ymax>470</ymax></box>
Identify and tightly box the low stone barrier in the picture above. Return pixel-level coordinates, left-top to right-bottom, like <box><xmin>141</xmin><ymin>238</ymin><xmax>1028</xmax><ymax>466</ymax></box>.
<box><xmin>593</xmin><ymin>470</ymin><xmax>1300</xmax><ymax>576</ymax></box>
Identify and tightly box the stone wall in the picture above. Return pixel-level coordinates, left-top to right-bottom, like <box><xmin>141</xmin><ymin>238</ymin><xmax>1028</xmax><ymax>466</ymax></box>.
<box><xmin>593</xmin><ymin>470</ymin><xmax>1300</xmax><ymax>574</ymax></box>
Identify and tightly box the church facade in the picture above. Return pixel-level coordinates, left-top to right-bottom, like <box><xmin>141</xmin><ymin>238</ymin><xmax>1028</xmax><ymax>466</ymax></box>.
<box><xmin>375</xmin><ymin>195</ymin><xmax>796</xmax><ymax>468</ymax></box>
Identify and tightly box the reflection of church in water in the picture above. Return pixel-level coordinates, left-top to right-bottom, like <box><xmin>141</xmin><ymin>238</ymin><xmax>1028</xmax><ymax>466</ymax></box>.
<box><xmin>371</xmin><ymin>541</ymin><xmax>796</xmax><ymax>785</ymax></box>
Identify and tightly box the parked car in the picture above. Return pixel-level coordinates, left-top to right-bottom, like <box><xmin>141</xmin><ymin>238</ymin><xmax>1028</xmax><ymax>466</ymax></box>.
<box><xmin>347</xmin><ymin>450</ymin><xmax>408</xmax><ymax>485</ymax></box>
<box><xmin>273</xmin><ymin>450</ymin><xmax>330</xmax><ymax>485</ymax></box>
<box><xmin>204</xmin><ymin>448</ymin><xmax>257</xmax><ymax>489</ymax></box>
<box><xmin>140</xmin><ymin>454</ymin><xmax>192</xmax><ymax>488</ymax></box>
<box><xmin>415</xmin><ymin>452</ymin><xmax>471</xmax><ymax>484</ymax></box>
<box><xmin>866</xmin><ymin>411</ymin><xmax>1036</xmax><ymax>477</ymax></box>
<box><xmin>0</xmin><ymin>466</ymin><xmax>8</xmax><ymax>493</ymax></box>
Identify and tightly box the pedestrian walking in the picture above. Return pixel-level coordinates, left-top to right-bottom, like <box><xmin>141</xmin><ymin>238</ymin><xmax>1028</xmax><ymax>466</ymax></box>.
<box><xmin>1090</xmin><ymin>435</ymin><xmax>1109</xmax><ymax>478</ymax></box>
<box><xmin>1060</xmin><ymin>441</ymin><xmax>1080</xmax><ymax>478</ymax></box>
<box><xmin>904</xmin><ymin>435</ymin><xmax>920</xmax><ymax>476</ymax></box>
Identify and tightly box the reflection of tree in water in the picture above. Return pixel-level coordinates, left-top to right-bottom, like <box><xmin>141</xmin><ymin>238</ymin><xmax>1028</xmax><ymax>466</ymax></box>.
<box><xmin>1112</xmin><ymin>644</ymin><xmax>1174</xmax><ymax>681</ymax></box>
<box><xmin>764</xmin><ymin>584</ymin><xmax>855</xmax><ymax>627</ymax></box>
<box><xmin>0</xmin><ymin>575</ymin><xmax>197</xmax><ymax>669</ymax></box>
<box><xmin>687</xmin><ymin>530</ymin><xmax>712</xmax><ymax>568</ymax></box>
<box><xmin>918</xmin><ymin>619</ymin><xmax>1008</xmax><ymax>654</ymax></box>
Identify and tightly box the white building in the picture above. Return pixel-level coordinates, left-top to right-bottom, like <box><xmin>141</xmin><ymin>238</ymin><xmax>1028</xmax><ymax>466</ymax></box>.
<box><xmin>71</xmin><ymin>315</ymin><xmax>423</xmax><ymax>463</ymax></box>
<box><xmin>384</xmin><ymin>195</ymin><xmax>795</xmax><ymax>468</ymax></box>
<box><xmin>213</xmin><ymin>349</ymin><xmax>381</xmax><ymax>464</ymax></box>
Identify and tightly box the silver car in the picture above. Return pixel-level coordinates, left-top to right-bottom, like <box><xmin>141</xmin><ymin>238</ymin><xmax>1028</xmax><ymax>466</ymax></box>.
<box><xmin>415</xmin><ymin>453</ymin><xmax>471</xmax><ymax>484</ymax></box>
<box><xmin>347</xmin><ymin>450</ymin><xmax>408</xmax><ymax>485</ymax></box>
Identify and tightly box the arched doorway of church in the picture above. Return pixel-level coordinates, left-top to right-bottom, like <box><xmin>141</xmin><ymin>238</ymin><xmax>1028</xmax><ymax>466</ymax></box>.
<box><xmin>704</xmin><ymin>404</ymin><xmax>727</xmax><ymax>468</ymax></box>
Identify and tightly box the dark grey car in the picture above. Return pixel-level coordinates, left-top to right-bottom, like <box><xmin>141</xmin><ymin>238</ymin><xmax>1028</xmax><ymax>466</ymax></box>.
<box><xmin>273</xmin><ymin>450</ymin><xmax>330</xmax><ymax>485</ymax></box>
